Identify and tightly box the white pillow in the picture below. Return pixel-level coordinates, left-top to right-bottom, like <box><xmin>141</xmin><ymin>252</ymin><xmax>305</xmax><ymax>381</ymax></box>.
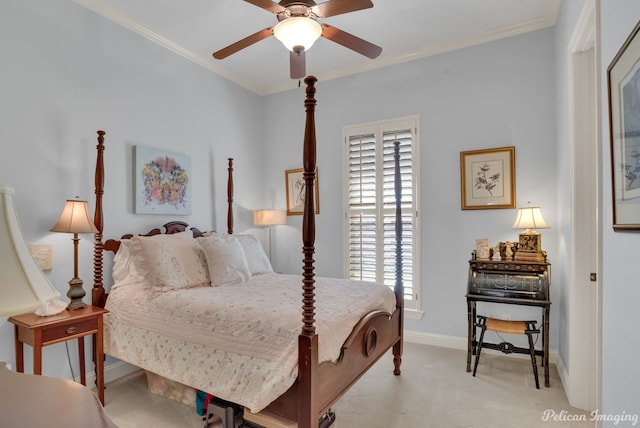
<box><xmin>237</xmin><ymin>234</ymin><xmax>273</xmax><ymax>275</ymax></box>
<box><xmin>133</xmin><ymin>232</ymin><xmax>210</xmax><ymax>290</ymax></box>
<box><xmin>197</xmin><ymin>233</ymin><xmax>251</xmax><ymax>286</ymax></box>
<box><xmin>112</xmin><ymin>238</ymin><xmax>149</xmax><ymax>287</ymax></box>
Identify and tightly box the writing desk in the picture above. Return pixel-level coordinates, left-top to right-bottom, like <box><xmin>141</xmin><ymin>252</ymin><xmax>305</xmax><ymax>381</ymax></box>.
<box><xmin>465</xmin><ymin>259</ymin><xmax>551</xmax><ymax>387</ymax></box>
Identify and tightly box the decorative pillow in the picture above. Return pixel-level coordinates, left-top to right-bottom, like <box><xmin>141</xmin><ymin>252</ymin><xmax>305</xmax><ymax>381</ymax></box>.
<box><xmin>133</xmin><ymin>232</ymin><xmax>210</xmax><ymax>290</ymax></box>
<box><xmin>237</xmin><ymin>234</ymin><xmax>273</xmax><ymax>275</ymax></box>
<box><xmin>112</xmin><ymin>238</ymin><xmax>149</xmax><ymax>287</ymax></box>
<box><xmin>196</xmin><ymin>233</ymin><xmax>251</xmax><ymax>286</ymax></box>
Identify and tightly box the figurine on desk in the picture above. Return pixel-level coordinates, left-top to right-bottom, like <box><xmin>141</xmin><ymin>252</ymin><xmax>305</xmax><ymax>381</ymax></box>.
<box><xmin>491</xmin><ymin>246</ymin><xmax>501</xmax><ymax>261</ymax></box>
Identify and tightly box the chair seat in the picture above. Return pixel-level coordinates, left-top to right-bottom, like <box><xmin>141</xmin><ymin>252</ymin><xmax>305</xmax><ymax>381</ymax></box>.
<box><xmin>485</xmin><ymin>318</ymin><xmax>527</xmax><ymax>334</ymax></box>
<box><xmin>472</xmin><ymin>315</ymin><xmax>540</xmax><ymax>389</ymax></box>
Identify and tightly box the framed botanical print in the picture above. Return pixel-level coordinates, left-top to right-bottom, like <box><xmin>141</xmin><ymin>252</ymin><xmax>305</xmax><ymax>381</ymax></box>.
<box><xmin>285</xmin><ymin>167</ymin><xmax>320</xmax><ymax>216</ymax></box>
<box><xmin>460</xmin><ymin>146</ymin><xmax>516</xmax><ymax>210</ymax></box>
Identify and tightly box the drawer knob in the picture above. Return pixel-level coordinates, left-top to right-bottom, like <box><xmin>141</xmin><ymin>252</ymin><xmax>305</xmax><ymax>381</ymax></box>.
<box><xmin>65</xmin><ymin>326</ymin><xmax>78</xmax><ymax>334</ymax></box>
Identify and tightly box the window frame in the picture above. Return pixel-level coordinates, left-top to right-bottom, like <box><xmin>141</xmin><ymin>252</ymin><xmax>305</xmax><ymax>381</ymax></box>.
<box><xmin>342</xmin><ymin>115</ymin><xmax>421</xmax><ymax>312</ymax></box>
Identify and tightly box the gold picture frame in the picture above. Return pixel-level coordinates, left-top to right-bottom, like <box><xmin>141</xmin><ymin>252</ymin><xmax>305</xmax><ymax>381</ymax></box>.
<box><xmin>460</xmin><ymin>146</ymin><xmax>516</xmax><ymax>210</ymax></box>
<box><xmin>608</xmin><ymin>19</ymin><xmax>640</xmax><ymax>231</ymax></box>
<box><xmin>285</xmin><ymin>167</ymin><xmax>320</xmax><ymax>216</ymax></box>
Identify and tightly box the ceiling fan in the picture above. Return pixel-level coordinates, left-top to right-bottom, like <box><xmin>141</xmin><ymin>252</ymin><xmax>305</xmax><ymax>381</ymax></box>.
<box><xmin>212</xmin><ymin>0</ymin><xmax>382</xmax><ymax>79</ymax></box>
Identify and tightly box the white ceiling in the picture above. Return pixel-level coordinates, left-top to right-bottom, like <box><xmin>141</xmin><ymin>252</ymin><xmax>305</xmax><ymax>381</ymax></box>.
<box><xmin>73</xmin><ymin>0</ymin><xmax>560</xmax><ymax>95</ymax></box>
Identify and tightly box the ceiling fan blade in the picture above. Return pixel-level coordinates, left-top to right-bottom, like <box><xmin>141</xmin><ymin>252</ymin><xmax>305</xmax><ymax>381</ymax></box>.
<box><xmin>290</xmin><ymin>49</ymin><xmax>306</xmax><ymax>79</ymax></box>
<box><xmin>212</xmin><ymin>27</ymin><xmax>274</xmax><ymax>59</ymax></box>
<box><xmin>320</xmin><ymin>24</ymin><xmax>382</xmax><ymax>59</ymax></box>
<box><xmin>312</xmin><ymin>0</ymin><xmax>373</xmax><ymax>18</ymax></box>
<box><xmin>243</xmin><ymin>0</ymin><xmax>286</xmax><ymax>14</ymax></box>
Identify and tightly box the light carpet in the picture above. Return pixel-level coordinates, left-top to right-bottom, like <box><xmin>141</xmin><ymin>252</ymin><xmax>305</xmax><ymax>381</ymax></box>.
<box><xmin>102</xmin><ymin>342</ymin><xmax>593</xmax><ymax>428</ymax></box>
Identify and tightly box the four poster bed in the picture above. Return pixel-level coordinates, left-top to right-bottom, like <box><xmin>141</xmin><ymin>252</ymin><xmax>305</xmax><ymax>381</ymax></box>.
<box><xmin>91</xmin><ymin>76</ymin><xmax>404</xmax><ymax>428</ymax></box>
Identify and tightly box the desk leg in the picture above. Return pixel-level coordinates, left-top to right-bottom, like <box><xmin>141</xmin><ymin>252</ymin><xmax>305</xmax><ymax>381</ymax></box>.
<box><xmin>78</xmin><ymin>336</ymin><xmax>86</xmax><ymax>386</ymax></box>
<box><xmin>14</xmin><ymin>325</ymin><xmax>24</xmax><ymax>373</ymax></box>
<box><xmin>95</xmin><ymin>316</ymin><xmax>105</xmax><ymax>405</ymax></box>
<box><xmin>466</xmin><ymin>300</ymin><xmax>476</xmax><ymax>372</ymax></box>
<box><xmin>543</xmin><ymin>305</ymin><xmax>550</xmax><ymax>387</ymax></box>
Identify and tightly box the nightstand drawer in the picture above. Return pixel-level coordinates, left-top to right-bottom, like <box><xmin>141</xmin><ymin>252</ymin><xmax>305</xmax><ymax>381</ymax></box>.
<box><xmin>42</xmin><ymin>318</ymin><xmax>98</xmax><ymax>343</ymax></box>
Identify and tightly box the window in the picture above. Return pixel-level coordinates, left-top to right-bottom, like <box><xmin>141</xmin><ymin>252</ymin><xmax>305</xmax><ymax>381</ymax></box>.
<box><xmin>343</xmin><ymin>116</ymin><xmax>420</xmax><ymax>311</ymax></box>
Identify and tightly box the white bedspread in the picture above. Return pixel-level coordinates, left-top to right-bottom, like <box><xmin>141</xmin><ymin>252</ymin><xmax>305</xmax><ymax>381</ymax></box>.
<box><xmin>104</xmin><ymin>273</ymin><xmax>396</xmax><ymax>412</ymax></box>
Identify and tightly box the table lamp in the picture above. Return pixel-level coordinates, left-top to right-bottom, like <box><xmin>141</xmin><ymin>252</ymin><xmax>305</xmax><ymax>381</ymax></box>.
<box><xmin>253</xmin><ymin>209</ymin><xmax>286</xmax><ymax>260</ymax></box>
<box><xmin>50</xmin><ymin>198</ymin><xmax>98</xmax><ymax>310</ymax></box>
<box><xmin>512</xmin><ymin>201</ymin><xmax>550</xmax><ymax>262</ymax></box>
<box><xmin>0</xmin><ymin>185</ymin><xmax>61</xmax><ymax>317</ymax></box>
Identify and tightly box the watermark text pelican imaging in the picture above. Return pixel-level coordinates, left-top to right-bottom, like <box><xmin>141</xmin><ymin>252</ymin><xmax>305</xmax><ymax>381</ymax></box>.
<box><xmin>542</xmin><ymin>409</ymin><xmax>639</xmax><ymax>425</ymax></box>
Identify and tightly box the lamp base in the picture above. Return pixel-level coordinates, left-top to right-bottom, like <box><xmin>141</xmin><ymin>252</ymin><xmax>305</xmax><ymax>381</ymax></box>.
<box><xmin>514</xmin><ymin>230</ymin><xmax>547</xmax><ymax>262</ymax></box>
<box><xmin>513</xmin><ymin>250</ymin><xmax>547</xmax><ymax>262</ymax></box>
<box><xmin>67</xmin><ymin>277</ymin><xmax>86</xmax><ymax>310</ymax></box>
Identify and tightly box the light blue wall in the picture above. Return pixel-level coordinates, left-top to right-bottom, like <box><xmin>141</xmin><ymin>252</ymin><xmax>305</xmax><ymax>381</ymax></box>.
<box><xmin>263</xmin><ymin>29</ymin><xmax>559</xmax><ymax>344</ymax></box>
<box><xmin>0</xmin><ymin>0</ymin><xmax>266</xmax><ymax>378</ymax></box>
<box><xmin>600</xmin><ymin>1</ymin><xmax>640</xmax><ymax>424</ymax></box>
<box><xmin>0</xmin><ymin>0</ymin><xmax>561</xmax><ymax>376</ymax></box>
<box><xmin>552</xmin><ymin>0</ymin><xmax>586</xmax><ymax>383</ymax></box>
<box><xmin>2</xmin><ymin>0</ymin><xmax>639</xmax><ymax>422</ymax></box>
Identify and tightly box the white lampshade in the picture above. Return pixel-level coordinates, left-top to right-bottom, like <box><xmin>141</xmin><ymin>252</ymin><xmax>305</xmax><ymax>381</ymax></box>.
<box><xmin>0</xmin><ymin>185</ymin><xmax>60</xmax><ymax>317</ymax></box>
<box><xmin>254</xmin><ymin>210</ymin><xmax>287</xmax><ymax>226</ymax></box>
<box><xmin>273</xmin><ymin>17</ymin><xmax>322</xmax><ymax>52</ymax></box>
<box><xmin>50</xmin><ymin>199</ymin><xmax>98</xmax><ymax>234</ymax></box>
<box><xmin>512</xmin><ymin>202</ymin><xmax>550</xmax><ymax>232</ymax></box>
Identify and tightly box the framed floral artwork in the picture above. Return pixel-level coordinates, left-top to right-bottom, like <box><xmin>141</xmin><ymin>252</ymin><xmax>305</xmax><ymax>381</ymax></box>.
<box><xmin>608</xmin><ymin>19</ymin><xmax>640</xmax><ymax>231</ymax></box>
<box><xmin>285</xmin><ymin>167</ymin><xmax>320</xmax><ymax>216</ymax></box>
<box><xmin>134</xmin><ymin>145</ymin><xmax>191</xmax><ymax>215</ymax></box>
<box><xmin>460</xmin><ymin>146</ymin><xmax>516</xmax><ymax>210</ymax></box>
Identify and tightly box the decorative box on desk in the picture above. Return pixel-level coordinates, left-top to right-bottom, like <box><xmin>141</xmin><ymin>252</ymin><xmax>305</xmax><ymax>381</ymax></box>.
<box><xmin>466</xmin><ymin>258</ymin><xmax>551</xmax><ymax>387</ymax></box>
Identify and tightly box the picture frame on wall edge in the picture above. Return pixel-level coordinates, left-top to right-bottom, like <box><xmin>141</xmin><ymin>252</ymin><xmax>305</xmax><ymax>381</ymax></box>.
<box><xmin>285</xmin><ymin>167</ymin><xmax>320</xmax><ymax>216</ymax></box>
<box><xmin>608</xmin><ymin>18</ymin><xmax>640</xmax><ymax>231</ymax></box>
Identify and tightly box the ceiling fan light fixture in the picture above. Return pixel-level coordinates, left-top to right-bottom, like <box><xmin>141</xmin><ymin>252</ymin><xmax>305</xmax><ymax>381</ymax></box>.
<box><xmin>274</xmin><ymin>17</ymin><xmax>322</xmax><ymax>52</ymax></box>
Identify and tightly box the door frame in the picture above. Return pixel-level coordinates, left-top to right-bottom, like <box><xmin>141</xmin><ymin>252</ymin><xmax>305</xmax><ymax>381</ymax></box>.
<box><xmin>566</xmin><ymin>0</ymin><xmax>601</xmax><ymax>412</ymax></box>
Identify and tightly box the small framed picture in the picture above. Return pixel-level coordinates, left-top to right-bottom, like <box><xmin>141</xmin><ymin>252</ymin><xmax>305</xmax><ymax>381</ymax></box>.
<box><xmin>460</xmin><ymin>146</ymin><xmax>516</xmax><ymax>210</ymax></box>
<box><xmin>285</xmin><ymin>168</ymin><xmax>320</xmax><ymax>216</ymax></box>
<box><xmin>475</xmin><ymin>238</ymin><xmax>490</xmax><ymax>260</ymax></box>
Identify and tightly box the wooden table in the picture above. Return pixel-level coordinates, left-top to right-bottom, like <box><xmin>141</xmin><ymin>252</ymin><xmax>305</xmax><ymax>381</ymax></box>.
<box><xmin>8</xmin><ymin>305</ymin><xmax>108</xmax><ymax>404</ymax></box>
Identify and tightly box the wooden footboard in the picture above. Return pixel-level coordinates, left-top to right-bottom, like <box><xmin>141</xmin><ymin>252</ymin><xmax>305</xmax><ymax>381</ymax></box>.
<box><xmin>260</xmin><ymin>307</ymin><xmax>402</xmax><ymax>422</ymax></box>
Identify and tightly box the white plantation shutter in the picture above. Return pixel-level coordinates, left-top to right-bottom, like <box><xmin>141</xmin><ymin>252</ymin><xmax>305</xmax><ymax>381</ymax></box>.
<box><xmin>344</xmin><ymin>117</ymin><xmax>420</xmax><ymax>310</ymax></box>
<box><xmin>348</xmin><ymin>133</ymin><xmax>377</xmax><ymax>282</ymax></box>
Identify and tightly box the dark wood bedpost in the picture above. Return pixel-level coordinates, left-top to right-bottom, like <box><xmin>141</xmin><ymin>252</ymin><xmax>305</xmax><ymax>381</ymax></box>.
<box><xmin>298</xmin><ymin>75</ymin><xmax>319</xmax><ymax>428</ymax></box>
<box><xmin>227</xmin><ymin>158</ymin><xmax>234</xmax><ymax>235</ymax></box>
<box><xmin>92</xmin><ymin>130</ymin><xmax>106</xmax><ymax>308</ymax></box>
<box><xmin>392</xmin><ymin>141</ymin><xmax>404</xmax><ymax>375</ymax></box>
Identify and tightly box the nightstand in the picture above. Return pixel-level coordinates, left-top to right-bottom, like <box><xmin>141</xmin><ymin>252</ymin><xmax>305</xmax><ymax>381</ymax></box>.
<box><xmin>8</xmin><ymin>305</ymin><xmax>108</xmax><ymax>405</ymax></box>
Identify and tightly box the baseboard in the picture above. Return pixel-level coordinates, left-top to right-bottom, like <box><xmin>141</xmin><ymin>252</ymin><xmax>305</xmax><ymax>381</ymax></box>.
<box><xmin>404</xmin><ymin>329</ymin><xmax>467</xmax><ymax>350</ymax></box>
<box><xmin>403</xmin><ymin>329</ymin><xmax>559</xmax><ymax>366</ymax></box>
<box><xmin>555</xmin><ymin>352</ymin><xmax>569</xmax><ymax>393</ymax></box>
<box><xmin>81</xmin><ymin>360</ymin><xmax>141</xmax><ymax>386</ymax></box>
